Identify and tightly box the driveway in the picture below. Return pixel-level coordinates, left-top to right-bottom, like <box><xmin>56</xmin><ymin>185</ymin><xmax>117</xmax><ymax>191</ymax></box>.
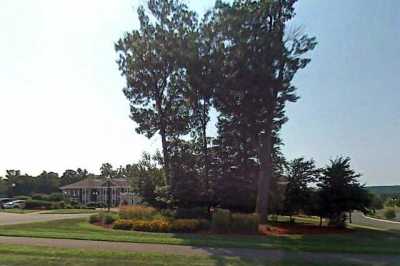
<box><xmin>352</xmin><ymin>212</ymin><xmax>400</xmax><ymax>232</ymax></box>
<box><xmin>0</xmin><ymin>211</ymin><xmax>91</xmax><ymax>226</ymax></box>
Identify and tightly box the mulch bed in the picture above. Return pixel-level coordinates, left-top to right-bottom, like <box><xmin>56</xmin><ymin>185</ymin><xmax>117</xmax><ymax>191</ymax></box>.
<box><xmin>94</xmin><ymin>221</ymin><xmax>352</xmax><ymax>236</ymax></box>
<box><xmin>260</xmin><ymin>224</ymin><xmax>353</xmax><ymax>235</ymax></box>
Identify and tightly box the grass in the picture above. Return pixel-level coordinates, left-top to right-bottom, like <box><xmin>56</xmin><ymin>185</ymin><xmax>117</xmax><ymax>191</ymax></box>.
<box><xmin>1</xmin><ymin>208</ymin><xmax>98</xmax><ymax>214</ymax></box>
<box><xmin>1</xmin><ymin>209</ymin><xmax>39</xmax><ymax>214</ymax></box>
<box><xmin>39</xmin><ymin>209</ymin><xmax>99</xmax><ymax>214</ymax></box>
<box><xmin>0</xmin><ymin>218</ymin><xmax>399</xmax><ymax>255</ymax></box>
<box><xmin>0</xmin><ymin>244</ymin><xmax>383</xmax><ymax>266</ymax></box>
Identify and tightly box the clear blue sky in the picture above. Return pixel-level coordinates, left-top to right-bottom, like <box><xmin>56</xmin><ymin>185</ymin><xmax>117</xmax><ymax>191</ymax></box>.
<box><xmin>0</xmin><ymin>0</ymin><xmax>398</xmax><ymax>185</ymax></box>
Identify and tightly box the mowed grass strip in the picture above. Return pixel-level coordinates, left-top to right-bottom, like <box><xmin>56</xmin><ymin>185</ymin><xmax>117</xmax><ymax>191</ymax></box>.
<box><xmin>39</xmin><ymin>209</ymin><xmax>99</xmax><ymax>214</ymax></box>
<box><xmin>0</xmin><ymin>219</ymin><xmax>399</xmax><ymax>255</ymax></box>
<box><xmin>0</xmin><ymin>244</ymin><xmax>380</xmax><ymax>266</ymax></box>
<box><xmin>1</xmin><ymin>209</ymin><xmax>40</xmax><ymax>214</ymax></box>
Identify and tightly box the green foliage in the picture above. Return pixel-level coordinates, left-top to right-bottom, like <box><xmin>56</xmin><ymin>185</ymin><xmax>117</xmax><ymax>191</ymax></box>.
<box><xmin>103</xmin><ymin>213</ymin><xmax>117</xmax><ymax>225</ymax></box>
<box><xmin>24</xmin><ymin>200</ymin><xmax>53</xmax><ymax>210</ymax></box>
<box><xmin>211</xmin><ymin>209</ymin><xmax>231</xmax><ymax>233</ymax></box>
<box><xmin>231</xmin><ymin>213</ymin><xmax>259</xmax><ymax>234</ymax></box>
<box><xmin>119</xmin><ymin>205</ymin><xmax>158</xmax><ymax>220</ymax></box>
<box><xmin>60</xmin><ymin>168</ymin><xmax>89</xmax><ymax>186</ymax></box>
<box><xmin>283</xmin><ymin>158</ymin><xmax>320</xmax><ymax>216</ymax></box>
<box><xmin>124</xmin><ymin>152</ymin><xmax>166</xmax><ymax>208</ymax></box>
<box><xmin>175</xmin><ymin>207</ymin><xmax>209</xmax><ymax>220</ymax></box>
<box><xmin>318</xmin><ymin>157</ymin><xmax>371</xmax><ymax>227</ymax></box>
<box><xmin>115</xmin><ymin>0</ymin><xmax>197</xmax><ymax>185</ymax></box>
<box><xmin>384</xmin><ymin>208</ymin><xmax>396</xmax><ymax>220</ymax></box>
<box><xmin>34</xmin><ymin>171</ymin><xmax>59</xmax><ymax>194</ymax></box>
<box><xmin>89</xmin><ymin>214</ymin><xmax>101</xmax><ymax>224</ymax></box>
<box><xmin>369</xmin><ymin>194</ymin><xmax>384</xmax><ymax>210</ymax></box>
<box><xmin>32</xmin><ymin>193</ymin><xmax>64</xmax><ymax>202</ymax></box>
<box><xmin>198</xmin><ymin>219</ymin><xmax>211</xmax><ymax>231</ymax></box>
<box><xmin>210</xmin><ymin>0</ymin><xmax>317</xmax><ymax>222</ymax></box>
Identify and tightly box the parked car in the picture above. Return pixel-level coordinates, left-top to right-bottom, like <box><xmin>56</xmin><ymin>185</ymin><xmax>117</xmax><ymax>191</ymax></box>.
<box><xmin>3</xmin><ymin>200</ymin><xmax>26</xmax><ymax>209</ymax></box>
<box><xmin>0</xmin><ymin>198</ymin><xmax>16</xmax><ymax>209</ymax></box>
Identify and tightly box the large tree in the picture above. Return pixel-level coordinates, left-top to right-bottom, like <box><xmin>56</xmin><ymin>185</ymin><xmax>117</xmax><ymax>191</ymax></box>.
<box><xmin>318</xmin><ymin>157</ymin><xmax>371</xmax><ymax>227</ymax></box>
<box><xmin>60</xmin><ymin>168</ymin><xmax>89</xmax><ymax>186</ymax></box>
<box><xmin>116</xmin><ymin>0</ymin><xmax>197</xmax><ymax>185</ymax></box>
<box><xmin>34</xmin><ymin>171</ymin><xmax>59</xmax><ymax>194</ymax></box>
<box><xmin>211</xmin><ymin>0</ymin><xmax>316</xmax><ymax>223</ymax></box>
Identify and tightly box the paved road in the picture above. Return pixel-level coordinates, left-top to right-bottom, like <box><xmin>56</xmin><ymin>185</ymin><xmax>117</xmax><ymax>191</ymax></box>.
<box><xmin>0</xmin><ymin>211</ymin><xmax>91</xmax><ymax>225</ymax></box>
<box><xmin>352</xmin><ymin>212</ymin><xmax>400</xmax><ymax>231</ymax></box>
<box><xmin>0</xmin><ymin>235</ymin><xmax>399</xmax><ymax>265</ymax></box>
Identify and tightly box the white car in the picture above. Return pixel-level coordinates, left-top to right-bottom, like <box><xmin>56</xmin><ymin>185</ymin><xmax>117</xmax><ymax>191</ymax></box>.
<box><xmin>3</xmin><ymin>200</ymin><xmax>26</xmax><ymax>209</ymax></box>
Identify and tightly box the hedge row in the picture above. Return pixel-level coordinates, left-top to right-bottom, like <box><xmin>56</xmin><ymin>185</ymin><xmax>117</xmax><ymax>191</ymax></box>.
<box><xmin>89</xmin><ymin>213</ymin><xmax>118</xmax><ymax>225</ymax></box>
<box><xmin>25</xmin><ymin>200</ymin><xmax>65</xmax><ymax>210</ymax></box>
<box><xmin>112</xmin><ymin>218</ymin><xmax>210</xmax><ymax>233</ymax></box>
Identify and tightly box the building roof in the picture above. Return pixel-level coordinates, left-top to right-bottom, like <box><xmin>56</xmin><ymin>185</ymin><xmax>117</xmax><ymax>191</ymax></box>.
<box><xmin>60</xmin><ymin>178</ymin><xmax>130</xmax><ymax>190</ymax></box>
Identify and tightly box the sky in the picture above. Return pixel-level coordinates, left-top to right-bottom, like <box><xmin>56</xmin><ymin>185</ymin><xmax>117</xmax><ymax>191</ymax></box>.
<box><xmin>0</xmin><ymin>0</ymin><xmax>398</xmax><ymax>186</ymax></box>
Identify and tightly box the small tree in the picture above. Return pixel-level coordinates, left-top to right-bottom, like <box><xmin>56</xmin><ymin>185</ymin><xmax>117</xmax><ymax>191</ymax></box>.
<box><xmin>318</xmin><ymin>157</ymin><xmax>371</xmax><ymax>228</ymax></box>
<box><xmin>282</xmin><ymin>158</ymin><xmax>320</xmax><ymax>222</ymax></box>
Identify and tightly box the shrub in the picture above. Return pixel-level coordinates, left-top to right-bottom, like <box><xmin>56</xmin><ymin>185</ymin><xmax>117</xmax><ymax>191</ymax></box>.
<box><xmin>231</xmin><ymin>213</ymin><xmax>259</xmax><ymax>233</ymax></box>
<box><xmin>50</xmin><ymin>201</ymin><xmax>65</xmax><ymax>209</ymax></box>
<box><xmin>384</xmin><ymin>208</ymin><xmax>396</xmax><ymax>220</ymax></box>
<box><xmin>211</xmin><ymin>209</ymin><xmax>231</xmax><ymax>233</ymax></box>
<box><xmin>48</xmin><ymin>193</ymin><xmax>64</xmax><ymax>202</ymax></box>
<box><xmin>160</xmin><ymin>209</ymin><xmax>176</xmax><ymax>219</ymax></box>
<box><xmin>89</xmin><ymin>214</ymin><xmax>101</xmax><ymax>224</ymax></box>
<box><xmin>112</xmin><ymin>219</ymin><xmax>134</xmax><ymax>230</ymax></box>
<box><xmin>119</xmin><ymin>205</ymin><xmax>158</xmax><ymax>220</ymax></box>
<box><xmin>132</xmin><ymin>219</ymin><xmax>171</xmax><ymax>233</ymax></box>
<box><xmin>32</xmin><ymin>194</ymin><xmax>47</xmax><ymax>201</ymax></box>
<box><xmin>70</xmin><ymin>200</ymin><xmax>80</xmax><ymax>207</ymax></box>
<box><xmin>198</xmin><ymin>219</ymin><xmax>211</xmax><ymax>231</ymax></box>
<box><xmin>103</xmin><ymin>213</ymin><xmax>117</xmax><ymax>225</ymax></box>
<box><xmin>25</xmin><ymin>200</ymin><xmax>53</xmax><ymax>210</ymax></box>
<box><xmin>171</xmin><ymin>219</ymin><xmax>201</xmax><ymax>233</ymax></box>
<box><xmin>175</xmin><ymin>207</ymin><xmax>210</xmax><ymax>219</ymax></box>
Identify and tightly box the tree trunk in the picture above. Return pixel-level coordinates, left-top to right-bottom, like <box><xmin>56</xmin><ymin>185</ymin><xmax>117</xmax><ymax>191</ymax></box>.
<box><xmin>256</xmin><ymin>123</ymin><xmax>273</xmax><ymax>224</ymax></box>
<box><xmin>202</xmin><ymin>102</ymin><xmax>209</xmax><ymax>201</ymax></box>
<box><xmin>159</xmin><ymin>125</ymin><xmax>170</xmax><ymax>185</ymax></box>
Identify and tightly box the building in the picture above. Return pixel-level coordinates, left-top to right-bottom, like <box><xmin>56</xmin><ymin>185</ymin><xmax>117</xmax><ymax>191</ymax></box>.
<box><xmin>60</xmin><ymin>178</ymin><xmax>131</xmax><ymax>207</ymax></box>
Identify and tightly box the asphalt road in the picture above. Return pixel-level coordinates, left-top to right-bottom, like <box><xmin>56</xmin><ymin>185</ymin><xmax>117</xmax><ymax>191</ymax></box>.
<box><xmin>352</xmin><ymin>212</ymin><xmax>400</xmax><ymax>232</ymax></box>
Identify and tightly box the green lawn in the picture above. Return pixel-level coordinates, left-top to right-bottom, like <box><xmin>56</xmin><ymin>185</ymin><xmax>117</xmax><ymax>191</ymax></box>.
<box><xmin>0</xmin><ymin>219</ymin><xmax>399</xmax><ymax>255</ymax></box>
<box><xmin>1</xmin><ymin>209</ymin><xmax>39</xmax><ymax>214</ymax></box>
<box><xmin>39</xmin><ymin>209</ymin><xmax>99</xmax><ymax>214</ymax></box>
<box><xmin>0</xmin><ymin>244</ymin><xmax>381</xmax><ymax>266</ymax></box>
